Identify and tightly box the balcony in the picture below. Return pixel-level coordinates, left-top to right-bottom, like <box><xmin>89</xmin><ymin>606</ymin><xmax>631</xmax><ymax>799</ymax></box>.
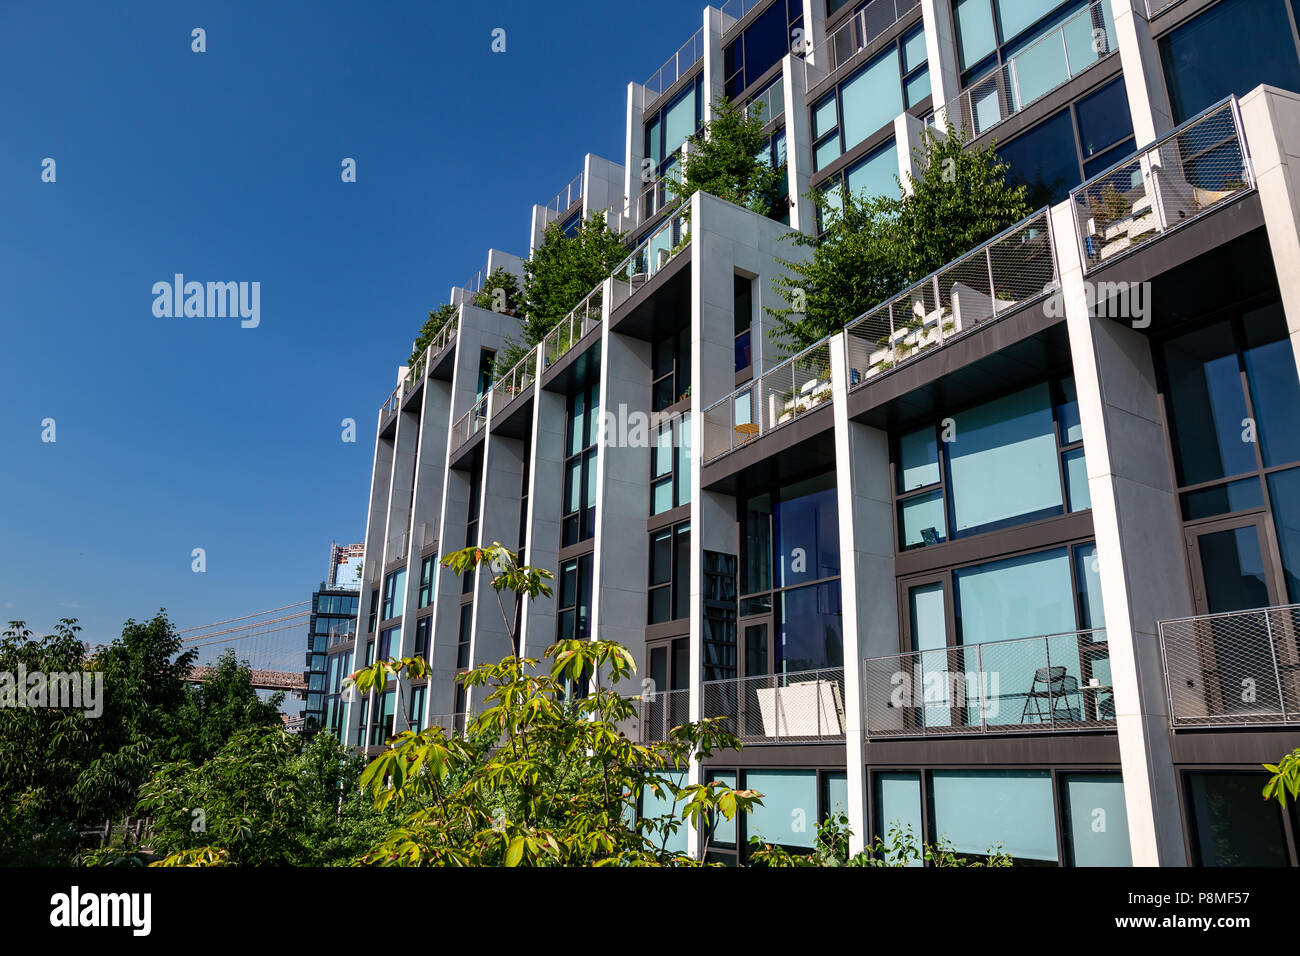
<box><xmin>644</xmin><ymin>26</ymin><xmax>704</xmax><ymax>110</ymax></box>
<box><xmin>940</xmin><ymin>1</ymin><xmax>1115</xmax><ymax>141</ymax></box>
<box><xmin>702</xmin><ymin>337</ymin><xmax>832</xmax><ymax>464</ymax></box>
<box><xmin>843</xmin><ymin>207</ymin><xmax>1056</xmax><ymax>388</ymax></box>
<box><xmin>611</xmin><ymin>204</ymin><xmax>690</xmax><ymax>306</ymax></box>
<box><xmin>1070</xmin><ymin>98</ymin><xmax>1255</xmax><ymax>272</ymax></box>
<box><xmin>327</xmin><ymin>622</ymin><xmax>357</xmax><ymax>651</ymax></box>
<box><xmin>862</xmin><ymin>629</ymin><xmax>1114</xmax><ymax>738</ymax></box>
<box><xmin>427</xmin><ymin>712</ymin><xmax>468</xmax><ymax>736</ymax></box>
<box><xmin>1160</xmin><ymin>605</ymin><xmax>1300</xmax><ymax>729</ymax></box>
<box><xmin>805</xmin><ymin>0</ymin><xmax>919</xmax><ymax>89</ymax></box>
<box><xmin>450</xmin><ymin>395</ymin><xmax>488</xmax><ymax>453</ymax></box>
<box><xmin>491</xmin><ymin>347</ymin><xmax>538</xmax><ymax>415</ymax></box>
<box><xmin>702</xmin><ymin>667</ymin><xmax>846</xmax><ymax>744</ymax></box>
<box><xmin>543</xmin><ymin>171</ymin><xmax>584</xmax><ymax>222</ymax></box>
<box><xmin>380</xmin><ymin>383</ymin><xmax>401</xmax><ymax>418</ymax></box>
<box><xmin>384</xmin><ymin>531</ymin><xmax>409</xmax><ymax>565</ymax></box>
<box><xmin>541</xmin><ymin>285</ymin><xmax>604</xmax><ymax>372</ymax></box>
<box><xmin>636</xmin><ymin>688</ymin><xmax>689</xmax><ymax>743</ymax></box>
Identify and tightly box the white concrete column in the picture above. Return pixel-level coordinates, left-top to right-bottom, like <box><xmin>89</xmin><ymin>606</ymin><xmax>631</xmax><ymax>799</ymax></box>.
<box><xmin>829</xmin><ymin>333</ymin><xmax>898</xmax><ymax>854</ymax></box>
<box><xmin>520</xmin><ymin>386</ymin><xmax>565</xmax><ymax>660</ymax></box>
<box><xmin>1051</xmin><ymin>200</ymin><xmax>1191</xmax><ymax>866</ymax></box>
<box><xmin>1108</xmin><ymin>0</ymin><xmax>1174</xmax><ymax>146</ymax></box>
<box><xmin>1239</xmin><ymin>85</ymin><xmax>1300</xmax><ymax>381</ymax></box>
<box><xmin>800</xmin><ymin>0</ymin><xmax>828</xmax><ymax>71</ymax></box>
<box><xmin>583</xmin><ymin>153</ymin><xmax>628</xmax><ymax>231</ymax></box>
<box><xmin>921</xmin><ymin>0</ymin><xmax>961</xmax><ymax>126</ymax></box>
<box><xmin>895</xmin><ymin>111</ymin><xmax>931</xmax><ymax>196</ymax></box>
<box><xmin>703</xmin><ymin>6</ymin><xmax>728</xmax><ymax>118</ymax></box>
<box><xmin>783</xmin><ymin>52</ymin><xmax>817</xmax><ymax>234</ymax></box>
<box><xmin>625</xmin><ymin>82</ymin><xmax>649</xmax><ymax>228</ymax></box>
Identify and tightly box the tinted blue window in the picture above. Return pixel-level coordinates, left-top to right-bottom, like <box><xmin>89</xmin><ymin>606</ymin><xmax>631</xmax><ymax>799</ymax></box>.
<box><xmin>997</xmin><ymin>107</ymin><xmax>1079</xmax><ymax>206</ymax></box>
<box><xmin>1074</xmin><ymin>77</ymin><xmax>1133</xmax><ymax>164</ymax></box>
<box><xmin>778</xmin><ymin>581</ymin><xmax>843</xmax><ymax>671</ymax></box>
<box><xmin>1161</xmin><ymin>0</ymin><xmax>1300</xmax><ymax>124</ymax></box>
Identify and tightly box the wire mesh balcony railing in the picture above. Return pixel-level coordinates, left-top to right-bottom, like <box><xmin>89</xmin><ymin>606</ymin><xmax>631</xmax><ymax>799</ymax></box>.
<box><xmin>702</xmin><ymin>667</ymin><xmax>846</xmax><ymax>743</ymax></box>
<box><xmin>543</xmin><ymin>171</ymin><xmax>584</xmax><ymax>220</ymax></box>
<box><xmin>491</xmin><ymin>346</ymin><xmax>539</xmax><ymax>412</ymax></box>
<box><xmin>612</xmin><ymin>204</ymin><xmax>690</xmax><ymax>302</ymax></box>
<box><xmin>939</xmin><ymin>1</ymin><xmax>1115</xmax><ymax>141</ymax></box>
<box><xmin>644</xmin><ymin>26</ymin><xmax>704</xmax><ymax>108</ymax></box>
<box><xmin>862</xmin><ymin>629</ymin><xmax>1113</xmax><ymax>738</ymax></box>
<box><xmin>541</xmin><ymin>285</ymin><xmax>604</xmax><ymax>372</ymax></box>
<box><xmin>1160</xmin><ymin>604</ymin><xmax>1300</xmax><ymax>728</ymax></box>
<box><xmin>844</xmin><ymin>208</ymin><xmax>1056</xmax><ymax>389</ymax></box>
<box><xmin>805</xmin><ymin>0</ymin><xmax>919</xmax><ymax>88</ymax></box>
<box><xmin>1070</xmin><ymin>97</ymin><xmax>1254</xmax><ymax>272</ymax></box>
<box><xmin>637</xmin><ymin>689</ymin><xmax>690</xmax><ymax>743</ymax></box>
<box><xmin>451</xmin><ymin>395</ymin><xmax>489</xmax><ymax>453</ymax></box>
<box><xmin>427</xmin><ymin>712</ymin><xmax>468</xmax><ymax>737</ymax></box>
<box><xmin>702</xmin><ymin>337</ymin><xmax>833</xmax><ymax>463</ymax></box>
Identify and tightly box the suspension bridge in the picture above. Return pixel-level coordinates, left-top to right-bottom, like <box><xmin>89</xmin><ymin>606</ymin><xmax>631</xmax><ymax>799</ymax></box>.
<box><xmin>177</xmin><ymin>602</ymin><xmax>315</xmax><ymax>700</ymax></box>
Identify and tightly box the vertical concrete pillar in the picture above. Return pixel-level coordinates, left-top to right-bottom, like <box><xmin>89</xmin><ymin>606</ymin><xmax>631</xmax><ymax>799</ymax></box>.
<box><xmin>1108</xmin><ymin>0</ymin><xmax>1174</xmax><ymax>146</ymax></box>
<box><xmin>1051</xmin><ymin>201</ymin><xmax>1191</xmax><ymax>866</ymax></box>
<box><xmin>783</xmin><ymin>52</ymin><xmax>817</xmax><ymax>234</ymax></box>
<box><xmin>703</xmin><ymin>6</ymin><xmax>728</xmax><ymax>120</ymax></box>
<box><xmin>895</xmin><ymin>111</ymin><xmax>931</xmax><ymax>196</ymax></box>
<box><xmin>1239</xmin><ymin>85</ymin><xmax>1300</xmax><ymax>382</ymax></box>
<box><xmin>830</xmin><ymin>334</ymin><xmax>898</xmax><ymax>854</ymax></box>
<box><xmin>521</xmin><ymin>387</ymin><xmax>565</xmax><ymax>660</ymax></box>
<box><xmin>625</xmin><ymin>82</ymin><xmax>649</xmax><ymax>228</ymax></box>
<box><xmin>921</xmin><ymin>0</ymin><xmax>961</xmax><ymax>126</ymax></box>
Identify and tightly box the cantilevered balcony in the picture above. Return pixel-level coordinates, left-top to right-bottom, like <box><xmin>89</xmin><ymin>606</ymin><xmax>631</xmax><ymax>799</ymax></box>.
<box><xmin>1160</xmin><ymin>605</ymin><xmax>1300</xmax><ymax>729</ymax></box>
<box><xmin>541</xmin><ymin>286</ymin><xmax>603</xmax><ymax>372</ymax></box>
<box><xmin>940</xmin><ymin>1</ymin><xmax>1116</xmax><ymax>141</ymax></box>
<box><xmin>611</xmin><ymin>204</ymin><xmax>690</xmax><ymax>307</ymax></box>
<box><xmin>636</xmin><ymin>688</ymin><xmax>689</xmax><ymax>744</ymax></box>
<box><xmin>702</xmin><ymin>667</ymin><xmax>847</xmax><ymax>744</ymax></box>
<box><xmin>1070</xmin><ymin>97</ymin><xmax>1256</xmax><ymax>271</ymax></box>
<box><xmin>643</xmin><ymin>25</ymin><xmax>703</xmax><ymax>111</ymax></box>
<box><xmin>862</xmin><ymin>629</ymin><xmax>1114</xmax><ymax>738</ymax></box>
<box><xmin>490</xmin><ymin>346</ymin><xmax>538</xmax><ymax>416</ymax></box>
<box><xmin>450</xmin><ymin>394</ymin><xmax>488</xmax><ymax>453</ymax></box>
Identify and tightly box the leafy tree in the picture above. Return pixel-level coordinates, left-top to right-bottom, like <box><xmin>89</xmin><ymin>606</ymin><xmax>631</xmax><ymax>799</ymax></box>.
<box><xmin>171</xmin><ymin>648</ymin><xmax>285</xmax><ymax>764</ymax></box>
<box><xmin>472</xmin><ymin>267</ymin><xmax>523</xmax><ymax>316</ymax></box>
<box><xmin>768</xmin><ymin>122</ymin><xmax>1030</xmax><ymax>351</ymax></box>
<box><xmin>410</xmin><ymin>303</ymin><xmax>458</xmax><ymax>366</ymax></box>
<box><xmin>674</xmin><ymin>95</ymin><xmax>785</xmax><ymax>219</ymax></box>
<box><xmin>518</xmin><ymin>214</ymin><xmax>626</xmax><ymax>341</ymax></box>
<box><xmin>1264</xmin><ymin>747</ymin><xmax>1300</xmax><ymax>809</ymax></box>
<box><xmin>749</xmin><ymin>815</ymin><xmax>1013</xmax><ymax>867</ymax></box>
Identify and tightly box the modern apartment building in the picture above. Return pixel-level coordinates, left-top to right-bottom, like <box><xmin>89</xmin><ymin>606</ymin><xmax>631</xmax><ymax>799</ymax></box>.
<box><xmin>303</xmin><ymin>543</ymin><xmax>363</xmax><ymax>736</ymax></box>
<box><xmin>348</xmin><ymin>0</ymin><xmax>1300</xmax><ymax>865</ymax></box>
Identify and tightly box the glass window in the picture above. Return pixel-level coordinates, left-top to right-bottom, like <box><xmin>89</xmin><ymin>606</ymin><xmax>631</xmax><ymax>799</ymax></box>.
<box><xmin>648</xmin><ymin>523</ymin><xmax>691</xmax><ymax>625</ymax></box>
<box><xmin>930</xmin><ymin>769</ymin><xmax>1058</xmax><ymax>863</ymax></box>
<box><xmin>777</xmin><ymin>581</ymin><xmax>843</xmax><ymax>672</ymax></box>
<box><xmin>1161</xmin><ymin>321</ymin><xmax>1256</xmax><ymax>486</ymax></box>
<box><xmin>641</xmin><ymin>770</ymin><xmax>690</xmax><ymax>855</ymax></box>
<box><xmin>1242</xmin><ymin>303</ymin><xmax>1300</xmax><ymax>468</ymax></box>
<box><xmin>418</xmin><ymin>555</ymin><xmax>434</xmax><ymax>608</ymax></box>
<box><xmin>456</xmin><ymin>603</ymin><xmax>472</xmax><ymax>669</ymax></box>
<box><xmin>1161</xmin><ymin>0</ymin><xmax>1300</xmax><ymax>124</ymax></box>
<box><xmin>1181</xmin><ymin>476</ymin><xmax>1264</xmax><ymax>521</ymax></box>
<box><xmin>773</xmin><ymin>474</ymin><xmax>840</xmax><ymax>587</ymax></box>
<box><xmin>899</xmin><ymin>425</ymin><xmax>940</xmax><ymax>490</ymax></box>
<box><xmin>899</xmin><ymin>489</ymin><xmax>947</xmax><ymax>550</ymax></box>
<box><xmin>997</xmin><ymin>107</ymin><xmax>1080</xmax><ymax>207</ymax></box>
<box><xmin>1063</xmin><ymin>446</ymin><xmax>1090</xmax><ymax>512</ymax></box>
<box><xmin>382</xmin><ymin>569</ymin><xmax>406</xmax><ymax>620</ymax></box>
<box><xmin>1062</xmin><ymin>773</ymin><xmax>1132</xmax><ymax>866</ymax></box>
<box><xmin>954</xmin><ymin>0</ymin><xmax>998</xmax><ymax>71</ymax></box>
<box><xmin>845</xmin><ymin>141</ymin><xmax>899</xmax><ymax>200</ymax></box>
<box><xmin>875</xmin><ymin>771</ymin><xmax>923</xmax><ymax>865</ymax></box>
<box><xmin>947</xmin><ymin>383</ymin><xmax>1063</xmax><ymax>535</ymax></box>
<box><xmin>1268</xmin><ymin>466</ymin><xmax>1300</xmax><ymax>603</ymax></box>
<box><xmin>840</xmin><ymin>48</ymin><xmax>904</xmax><ymax>152</ymax></box>
<box><xmin>747</xmin><ymin>769</ymin><xmax>819</xmax><ymax>848</ymax></box>
<box><xmin>708</xmin><ymin>769</ymin><xmax>739</xmax><ymax>847</ymax></box>
<box><xmin>1186</xmin><ymin>772</ymin><xmax>1291</xmax><ymax>866</ymax></box>
<box><xmin>955</xmin><ymin>547</ymin><xmax>1077</xmax><ymax>644</ymax></box>
<box><xmin>1073</xmin><ymin>542</ymin><xmax>1106</xmax><ymax>630</ymax></box>
<box><xmin>1074</xmin><ymin>77</ymin><xmax>1134</xmax><ymax>167</ymax></box>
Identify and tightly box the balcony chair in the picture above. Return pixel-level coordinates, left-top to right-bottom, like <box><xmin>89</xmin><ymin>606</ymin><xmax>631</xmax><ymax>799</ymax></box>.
<box><xmin>1020</xmin><ymin>666</ymin><xmax>1081</xmax><ymax>724</ymax></box>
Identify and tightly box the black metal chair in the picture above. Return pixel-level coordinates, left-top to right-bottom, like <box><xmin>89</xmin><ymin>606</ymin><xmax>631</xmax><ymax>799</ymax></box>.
<box><xmin>1021</xmin><ymin>666</ymin><xmax>1081</xmax><ymax>723</ymax></box>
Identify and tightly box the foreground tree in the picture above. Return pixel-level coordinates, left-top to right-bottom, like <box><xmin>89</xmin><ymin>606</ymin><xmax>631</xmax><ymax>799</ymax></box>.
<box><xmin>1264</xmin><ymin>747</ymin><xmax>1300</xmax><ymax>808</ymax></box>
<box><xmin>750</xmin><ymin>815</ymin><xmax>1012</xmax><ymax>867</ymax></box>
<box><xmin>409</xmin><ymin>303</ymin><xmax>457</xmax><ymax>366</ymax></box>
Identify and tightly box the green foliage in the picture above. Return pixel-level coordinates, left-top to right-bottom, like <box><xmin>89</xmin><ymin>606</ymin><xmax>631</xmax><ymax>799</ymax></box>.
<box><xmin>517</xmin><ymin>214</ymin><xmax>626</xmax><ymax>344</ymax></box>
<box><xmin>674</xmin><ymin>95</ymin><xmax>785</xmax><ymax>219</ymax></box>
<box><xmin>472</xmin><ymin>267</ymin><xmax>523</xmax><ymax>316</ymax></box>
<box><xmin>1264</xmin><ymin>748</ymin><xmax>1300</xmax><ymax>809</ymax></box>
<box><xmin>768</xmin><ymin>122</ymin><xmax>1030</xmax><ymax>352</ymax></box>
<box><xmin>749</xmin><ymin>815</ymin><xmax>1013</xmax><ymax>867</ymax></box>
<box><xmin>410</xmin><ymin>303</ymin><xmax>458</xmax><ymax>366</ymax></box>
<box><xmin>171</xmin><ymin>648</ymin><xmax>285</xmax><ymax>764</ymax></box>
<box><xmin>139</xmin><ymin>727</ymin><xmax>393</xmax><ymax>867</ymax></box>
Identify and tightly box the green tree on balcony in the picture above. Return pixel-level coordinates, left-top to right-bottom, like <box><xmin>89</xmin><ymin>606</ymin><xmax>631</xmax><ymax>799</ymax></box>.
<box><xmin>769</xmin><ymin>122</ymin><xmax>1030</xmax><ymax>351</ymax></box>
<box><xmin>673</xmin><ymin>94</ymin><xmax>786</xmax><ymax>220</ymax></box>
<box><xmin>409</xmin><ymin>303</ymin><xmax>457</xmax><ymax>366</ymax></box>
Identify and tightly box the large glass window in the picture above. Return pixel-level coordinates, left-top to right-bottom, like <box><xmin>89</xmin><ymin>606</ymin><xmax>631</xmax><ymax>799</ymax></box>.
<box><xmin>746</xmin><ymin>769</ymin><xmax>819</xmax><ymax>848</ymax></box>
<box><xmin>812</xmin><ymin>39</ymin><xmax>912</xmax><ymax>172</ymax></box>
<box><xmin>875</xmin><ymin>772</ymin><xmax>924</xmax><ymax>864</ymax></box>
<box><xmin>1061</xmin><ymin>773</ymin><xmax>1132</xmax><ymax>866</ymax></box>
<box><xmin>723</xmin><ymin>0</ymin><xmax>804</xmax><ymax>99</ymax></box>
<box><xmin>1160</xmin><ymin>0</ymin><xmax>1300</xmax><ymax>125</ymax></box>
<box><xmin>652</xmin><ymin>326</ymin><xmax>691</xmax><ymax>412</ymax></box>
<box><xmin>651</xmin><ymin>416</ymin><xmax>691</xmax><ymax>515</ymax></box>
<box><xmin>896</xmin><ymin>378</ymin><xmax>1086</xmax><ymax>549</ymax></box>
<box><xmin>930</xmin><ymin>769</ymin><xmax>1058</xmax><ymax>863</ymax></box>
<box><xmin>556</xmin><ymin>553</ymin><xmax>594</xmax><ymax>641</ymax></box>
<box><xmin>639</xmin><ymin>770</ymin><xmax>690</xmax><ymax>855</ymax></box>
<box><xmin>645</xmin><ymin>75</ymin><xmax>704</xmax><ymax>182</ymax></box>
<box><xmin>649</xmin><ymin>522</ymin><xmax>691</xmax><ymax>624</ymax></box>
<box><xmin>1185</xmin><ymin>771</ymin><xmax>1292</xmax><ymax>866</ymax></box>
<box><xmin>417</xmin><ymin>555</ymin><xmax>434</xmax><ymax>608</ymax></box>
<box><xmin>563</xmin><ymin>383</ymin><xmax>600</xmax><ymax>547</ymax></box>
<box><xmin>381</xmin><ymin>568</ymin><xmax>406</xmax><ymax>621</ymax></box>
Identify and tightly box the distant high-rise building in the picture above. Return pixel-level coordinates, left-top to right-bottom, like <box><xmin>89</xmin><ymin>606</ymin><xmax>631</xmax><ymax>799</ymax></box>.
<box><xmin>303</xmin><ymin>542</ymin><xmax>362</xmax><ymax>736</ymax></box>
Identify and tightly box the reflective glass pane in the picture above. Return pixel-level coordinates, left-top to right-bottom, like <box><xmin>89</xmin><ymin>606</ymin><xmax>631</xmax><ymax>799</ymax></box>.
<box><xmin>747</xmin><ymin>769</ymin><xmax>819</xmax><ymax>848</ymax></box>
<box><xmin>1064</xmin><ymin>447</ymin><xmax>1090</xmax><ymax>512</ymax></box>
<box><xmin>954</xmin><ymin>0</ymin><xmax>998</xmax><ymax>70</ymax></box>
<box><xmin>839</xmin><ymin>49</ymin><xmax>904</xmax><ymax>151</ymax></box>
<box><xmin>1242</xmin><ymin>303</ymin><xmax>1300</xmax><ymax>468</ymax></box>
<box><xmin>845</xmin><ymin>142</ymin><xmax>899</xmax><ymax>200</ymax></box>
<box><xmin>1161</xmin><ymin>321</ymin><xmax>1255</xmax><ymax>486</ymax></box>
<box><xmin>899</xmin><ymin>489</ymin><xmax>947</xmax><ymax>550</ymax></box>
<box><xmin>875</xmin><ymin>772</ymin><xmax>923</xmax><ymax>865</ymax></box>
<box><xmin>1063</xmin><ymin>773</ymin><xmax>1132</xmax><ymax>866</ymax></box>
<box><xmin>899</xmin><ymin>425</ymin><xmax>940</xmax><ymax>490</ymax></box>
<box><xmin>1268</xmin><ymin>466</ymin><xmax>1300</xmax><ymax>602</ymax></box>
<box><xmin>931</xmin><ymin>769</ymin><xmax>1058</xmax><ymax>862</ymax></box>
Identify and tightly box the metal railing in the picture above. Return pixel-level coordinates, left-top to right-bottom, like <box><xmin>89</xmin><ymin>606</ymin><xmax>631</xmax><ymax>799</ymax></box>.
<box><xmin>541</xmin><ymin>285</ymin><xmax>604</xmax><ymax>371</ymax></box>
<box><xmin>1145</xmin><ymin>0</ymin><xmax>1183</xmax><ymax>17</ymax></box>
<box><xmin>638</xmin><ymin>172</ymin><xmax>678</xmax><ymax>223</ymax></box>
<box><xmin>1160</xmin><ymin>604</ymin><xmax>1300</xmax><ymax>729</ymax></box>
<box><xmin>746</xmin><ymin>72</ymin><xmax>784</xmax><ymax>126</ymax></box>
<box><xmin>385</xmin><ymin>531</ymin><xmax>409</xmax><ymax>564</ymax></box>
<box><xmin>862</xmin><ymin>629</ymin><xmax>1113</xmax><ymax>738</ymax></box>
<box><xmin>1070</xmin><ymin>97</ymin><xmax>1254</xmax><ymax>272</ymax></box>
<box><xmin>381</xmin><ymin>383</ymin><xmax>401</xmax><ymax>417</ymax></box>
<box><xmin>430</xmin><ymin>309</ymin><xmax>459</xmax><ymax>355</ymax></box>
<box><xmin>703</xmin><ymin>667</ymin><xmax>846</xmax><ymax>743</ymax></box>
<box><xmin>718</xmin><ymin>0</ymin><xmax>766</xmax><ymax>31</ymax></box>
<box><xmin>805</xmin><ymin>0</ymin><xmax>919</xmax><ymax>87</ymax></box>
<box><xmin>611</xmin><ymin>203</ymin><xmax>690</xmax><ymax>303</ymax></box>
<box><xmin>939</xmin><ymin>1</ymin><xmax>1114</xmax><ymax>140</ymax></box>
<box><xmin>637</xmin><ymin>689</ymin><xmax>690</xmax><ymax>743</ymax></box>
<box><xmin>491</xmin><ymin>346</ymin><xmax>538</xmax><ymax>411</ymax></box>
<box><xmin>463</xmin><ymin>262</ymin><xmax>490</xmax><ymax>296</ymax></box>
<box><xmin>451</xmin><ymin>394</ymin><xmax>489</xmax><ymax>452</ymax></box>
<box><xmin>844</xmin><ymin>208</ymin><xmax>1056</xmax><ymax>389</ymax></box>
<box><xmin>427</xmin><ymin>712</ymin><xmax>468</xmax><ymax>737</ymax></box>
<box><xmin>406</xmin><ymin>348</ymin><xmax>428</xmax><ymax>392</ymax></box>
<box><xmin>543</xmin><ymin>171</ymin><xmax>584</xmax><ymax>220</ymax></box>
<box><xmin>644</xmin><ymin>27</ymin><xmax>704</xmax><ymax>108</ymax></box>
<box><xmin>702</xmin><ymin>338</ymin><xmax>833</xmax><ymax>463</ymax></box>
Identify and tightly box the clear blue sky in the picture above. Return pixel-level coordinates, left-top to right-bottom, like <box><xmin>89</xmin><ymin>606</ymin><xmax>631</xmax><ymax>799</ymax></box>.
<box><xmin>0</xmin><ymin>0</ymin><xmax>704</xmax><ymax>644</ymax></box>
